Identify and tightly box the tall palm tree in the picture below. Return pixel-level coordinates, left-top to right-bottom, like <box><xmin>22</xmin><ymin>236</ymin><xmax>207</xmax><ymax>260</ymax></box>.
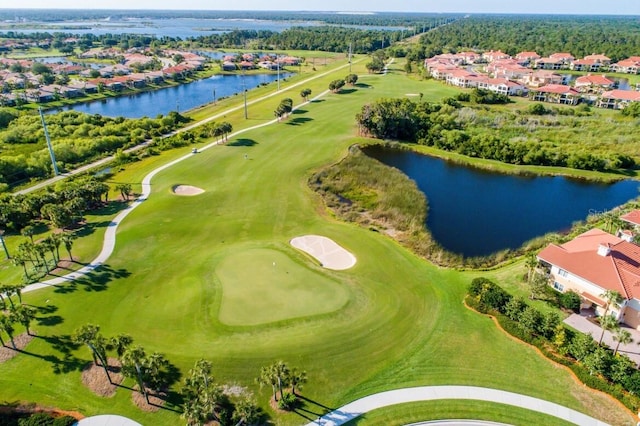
<box><xmin>290</xmin><ymin>368</ymin><xmax>307</xmax><ymax>396</ymax></box>
<box><xmin>257</xmin><ymin>365</ymin><xmax>278</xmax><ymax>401</ymax></box>
<box><xmin>600</xmin><ymin>290</ymin><xmax>622</xmax><ymax>318</ymax></box>
<box><xmin>122</xmin><ymin>345</ymin><xmax>149</xmax><ymax>404</ymax></box>
<box><xmin>0</xmin><ymin>314</ymin><xmax>16</xmax><ymax>349</ymax></box>
<box><xmin>60</xmin><ymin>232</ymin><xmax>75</xmax><ymax>262</ymax></box>
<box><xmin>613</xmin><ymin>329</ymin><xmax>634</xmax><ymax>356</ymax></box>
<box><xmin>72</xmin><ymin>324</ymin><xmax>112</xmax><ymax>384</ymax></box>
<box><xmin>598</xmin><ymin>315</ymin><xmax>619</xmax><ymax>345</ymax></box>
<box><xmin>272</xmin><ymin>361</ymin><xmax>290</xmax><ymax>400</ymax></box>
<box><xmin>525</xmin><ymin>253</ymin><xmax>538</xmax><ymax>284</ymax></box>
<box><xmin>109</xmin><ymin>333</ymin><xmax>133</xmax><ymax>358</ymax></box>
<box><xmin>11</xmin><ymin>305</ymin><xmax>35</xmax><ymax>335</ymax></box>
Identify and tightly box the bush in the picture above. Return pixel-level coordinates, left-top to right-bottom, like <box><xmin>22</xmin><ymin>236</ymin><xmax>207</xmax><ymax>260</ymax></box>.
<box><xmin>560</xmin><ymin>290</ymin><xmax>581</xmax><ymax>312</ymax></box>
<box><xmin>277</xmin><ymin>391</ymin><xmax>298</xmax><ymax>410</ymax></box>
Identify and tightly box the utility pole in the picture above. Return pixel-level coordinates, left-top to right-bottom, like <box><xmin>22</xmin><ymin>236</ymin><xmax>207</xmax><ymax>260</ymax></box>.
<box><xmin>277</xmin><ymin>54</ymin><xmax>280</xmax><ymax>91</ymax></box>
<box><xmin>242</xmin><ymin>69</ymin><xmax>248</xmax><ymax>119</ymax></box>
<box><xmin>213</xmin><ymin>89</ymin><xmax>216</xmax><ymax>105</ymax></box>
<box><xmin>348</xmin><ymin>42</ymin><xmax>352</xmax><ymax>73</ymax></box>
<box><xmin>38</xmin><ymin>107</ymin><xmax>59</xmax><ymax>176</ymax></box>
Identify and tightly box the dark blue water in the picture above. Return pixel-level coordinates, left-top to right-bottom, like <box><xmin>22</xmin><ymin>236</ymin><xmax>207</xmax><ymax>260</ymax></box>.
<box><xmin>365</xmin><ymin>146</ymin><xmax>640</xmax><ymax>257</ymax></box>
<box><xmin>55</xmin><ymin>73</ymin><xmax>292</xmax><ymax>118</ymax></box>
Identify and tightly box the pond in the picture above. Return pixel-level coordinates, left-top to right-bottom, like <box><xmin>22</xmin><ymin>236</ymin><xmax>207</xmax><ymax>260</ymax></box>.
<box><xmin>53</xmin><ymin>72</ymin><xmax>293</xmax><ymax>118</ymax></box>
<box><xmin>364</xmin><ymin>146</ymin><xmax>640</xmax><ymax>257</ymax></box>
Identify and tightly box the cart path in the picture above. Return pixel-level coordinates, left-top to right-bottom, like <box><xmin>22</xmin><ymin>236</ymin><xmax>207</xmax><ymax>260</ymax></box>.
<box><xmin>301</xmin><ymin>386</ymin><xmax>610</xmax><ymax>426</ymax></box>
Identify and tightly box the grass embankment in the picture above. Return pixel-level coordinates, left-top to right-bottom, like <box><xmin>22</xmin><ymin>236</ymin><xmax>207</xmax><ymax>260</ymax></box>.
<box><xmin>0</xmin><ymin>64</ymin><xmax>635</xmax><ymax>425</ymax></box>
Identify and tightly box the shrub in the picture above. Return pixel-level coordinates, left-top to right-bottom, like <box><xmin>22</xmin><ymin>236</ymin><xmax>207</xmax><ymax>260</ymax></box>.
<box><xmin>560</xmin><ymin>290</ymin><xmax>581</xmax><ymax>312</ymax></box>
<box><xmin>277</xmin><ymin>391</ymin><xmax>297</xmax><ymax>410</ymax></box>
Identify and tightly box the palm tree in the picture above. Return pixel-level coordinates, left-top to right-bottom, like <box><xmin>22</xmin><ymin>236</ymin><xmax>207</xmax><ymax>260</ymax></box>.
<box><xmin>598</xmin><ymin>315</ymin><xmax>619</xmax><ymax>345</ymax></box>
<box><xmin>109</xmin><ymin>333</ymin><xmax>133</xmax><ymax>358</ymax></box>
<box><xmin>21</xmin><ymin>225</ymin><xmax>35</xmax><ymax>243</ymax></box>
<box><xmin>290</xmin><ymin>368</ymin><xmax>307</xmax><ymax>396</ymax></box>
<box><xmin>122</xmin><ymin>345</ymin><xmax>149</xmax><ymax>404</ymax></box>
<box><xmin>613</xmin><ymin>329</ymin><xmax>633</xmax><ymax>356</ymax></box>
<box><xmin>0</xmin><ymin>314</ymin><xmax>16</xmax><ymax>349</ymax></box>
<box><xmin>60</xmin><ymin>232</ymin><xmax>75</xmax><ymax>262</ymax></box>
<box><xmin>600</xmin><ymin>290</ymin><xmax>622</xmax><ymax>318</ymax></box>
<box><xmin>525</xmin><ymin>253</ymin><xmax>538</xmax><ymax>284</ymax></box>
<box><xmin>257</xmin><ymin>365</ymin><xmax>278</xmax><ymax>401</ymax></box>
<box><xmin>72</xmin><ymin>324</ymin><xmax>112</xmax><ymax>384</ymax></box>
<box><xmin>13</xmin><ymin>283</ymin><xmax>24</xmax><ymax>304</ymax></box>
<box><xmin>11</xmin><ymin>255</ymin><xmax>29</xmax><ymax>280</ymax></box>
<box><xmin>0</xmin><ymin>284</ymin><xmax>15</xmax><ymax>308</ymax></box>
<box><xmin>11</xmin><ymin>305</ymin><xmax>35</xmax><ymax>335</ymax></box>
<box><xmin>272</xmin><ymin>360</ymin><xmax>290</xmax><ymax>401</ymax></box>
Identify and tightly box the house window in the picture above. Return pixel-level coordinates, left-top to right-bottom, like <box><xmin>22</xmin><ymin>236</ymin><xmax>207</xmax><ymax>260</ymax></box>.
<box><xmin>558</xmin><ymin>269</ymin><xmax>568</xmax><ymax>278</ymax></box>
<box><xmin>553</xmin><ymin>282</ymin><xmax>564</xmax><ymax>292</ymax></box>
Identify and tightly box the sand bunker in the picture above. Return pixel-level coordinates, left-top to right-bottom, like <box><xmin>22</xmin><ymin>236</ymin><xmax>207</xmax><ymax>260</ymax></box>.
<box><xmin>290</xmin><ymin>235</ymin><xmax>356</xmax><ymax>270</ymax></box>
<box><xmin>172</xmin><ymin>185</ymin><xmax>205</xmax><ymax>196</ymax></box>
<box><xmin>405</xmin><ymin>93</ymin><xmax>420</xmax><ymax>96</ymax></box>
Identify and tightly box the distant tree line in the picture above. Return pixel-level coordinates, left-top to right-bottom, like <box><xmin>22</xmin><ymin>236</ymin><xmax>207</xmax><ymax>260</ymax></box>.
<box><xmin>418</xmin><ymin>15</ymin><xmax>640</xmax><ymax>62</ymax></box>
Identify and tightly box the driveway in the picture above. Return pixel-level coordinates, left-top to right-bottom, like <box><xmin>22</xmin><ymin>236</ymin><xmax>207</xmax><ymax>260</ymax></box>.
<box><xmin>564</xmin><ymin>314</ymin><xmax>640</xmax><ymax>365</ymax></box>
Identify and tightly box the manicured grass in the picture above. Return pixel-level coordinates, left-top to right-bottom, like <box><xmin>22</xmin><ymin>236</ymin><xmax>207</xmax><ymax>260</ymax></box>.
<box><xmin>0</xmin><ymin>63</ymin><xmax>635</xmax><ymax>426</ymax></box>
<box><xmin>216</xmin><ymin>245</ymin><xmax>349</xmax><ymax>326</ymax></box>
<box><xmin>342</xmin><ymin>400</ymin><xmax>575</xmax><ymax>426</ymax></box>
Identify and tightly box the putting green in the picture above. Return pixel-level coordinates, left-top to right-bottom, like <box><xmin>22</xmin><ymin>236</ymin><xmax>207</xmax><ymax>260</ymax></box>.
<box><xmin>216</xmin><ymin>247</ymin><xmax>349</xmax><ymax>326</ymax></box>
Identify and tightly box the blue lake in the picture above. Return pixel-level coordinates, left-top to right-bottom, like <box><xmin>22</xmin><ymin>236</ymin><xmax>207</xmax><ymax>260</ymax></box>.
<box><xmin>364</xmin><ymin>146</ymin><xmax>640</xmax><ymax>257</ymax></box>
<box><xmin>53</xmin><ymin>72</ymin><xmax>292</xmax><ymax>118</ymax></box>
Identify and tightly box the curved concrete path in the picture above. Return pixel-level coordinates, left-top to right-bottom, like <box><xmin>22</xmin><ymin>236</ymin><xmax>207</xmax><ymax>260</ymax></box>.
<box><xmin>302</xmin><ymin>386</ymin><xmax>610</xmax><ymax>426</ymax></box>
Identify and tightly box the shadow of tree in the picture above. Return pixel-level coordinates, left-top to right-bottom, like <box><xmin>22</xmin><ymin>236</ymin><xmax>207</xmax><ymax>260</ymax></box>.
<box><xmin>286</xmin><ymin>117</ymin><xmax>314</xmax><ymax>126</ymax></box>
<box><xmin>36</xmin><ymin>315</ymin><xmax>63</xmax><ymax>327</ymax></box>
<box><xmin>338</xmin><ymin>88</ymin><xmax>357</xmax><ymax>95</ymax></box>
<box><xmin>20</xmin><ymin>334</ymin><xmax>84</xmax><ymax>375</ymax></box>
<box><xmin>53</xmin><ymin>264</ymin><xmax>131</xmax><ymax>294</ymax></box>
<box><xmin>291</xmin><ymin>109</ymin><xmax>307</xmax><ymax>115</ymax></box>
<box><xmin>227</xmin><ymin>138</ymin><xmax>258</xmax><ymax>147</ymax></box>
<box><xmin>355</xmin><ymin>83</ymin><xmax>371</xmax><ymax>88</ymax></box>
<box><xmin>310</xmin><ymin>99</ymin><xmax>325</xmax><ymax>103</ymax></box>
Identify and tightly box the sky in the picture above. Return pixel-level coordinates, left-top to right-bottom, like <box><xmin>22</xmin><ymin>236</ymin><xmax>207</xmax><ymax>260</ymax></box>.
<box><xmin>4</xmin><ymin>0</ymin><xmax>640</xmax><ymax>15</ymax></box>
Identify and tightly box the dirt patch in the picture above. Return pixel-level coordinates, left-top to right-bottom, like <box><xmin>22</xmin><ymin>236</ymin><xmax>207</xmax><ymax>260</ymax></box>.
<box><xmin>81</xmin><ymin>358</ymin><xmax>124</xmax><ymax>397</ymax></box>
<box><xmin>0</xmin><ymin>333</ymin><xmax>34</xmax><ymax>364</ymax></box>
<box><xmin>172</xmin><ymin>185</ymin><xmax>205</xmax><ymax>196</ymax></box>
<box><xmin>132</xmin><ymin>385</ymin><xmax>167</xmax><ymax>412</ymax></box>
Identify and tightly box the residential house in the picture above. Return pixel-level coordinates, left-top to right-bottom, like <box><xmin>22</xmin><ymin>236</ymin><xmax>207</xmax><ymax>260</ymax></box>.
<box><xmin>514</xmin><ymin>51</ymin><xmax>541</xmax><ymax>66</ymax></box>
<box><xmin>549</xmin><ymin>52</ymin><xmax>575</xmax><ymax>64</ymax></box>
<box><xmin>67</xmin><ymin>81</ymin><xmax>98</xmax><ymax>94</ymax></box>
<box><xmin>534</xmin><ymin>57</ymin><xmax>565</xmax><ymax>70</ymax></box>
<box><xmin>530</xmin><ymin>84</ymin><xmax>581</xmax><ymax>105</ymax></box>
<box><xmin>610</xmin><ymin>57</ymin><xmax>640</xmax><ymax>75</ymax></box>
<box><xmin>621</xmin><ymin>210</ymin><xmax>640</xmax><ymax>232</ymax></box>
<box><xmin>222</xmin><ymin>61</ymin><xmax>237</xmax><ymax>71</ymax></box>
<box><xmin>537</xmin><ymin>228</ymin><xmax>640</xmax><ymax>329</ymax></box>
<box><xmin>583</xmin><ymin>54</ymin><xmax>611</xmax><ymax>66</ymax></box>
<box><xmin>570</xmin><ymin>59</ymin><xmax>604</xmax><ymax>72</ymax></box>
<box><xmin>574</xmin><ymin>74</ymin><xmax>616</xmax><ymax>92</ymax></box>
<box><xmin>482</xmin><ymin>50</ymin><xmax>510</xmax><ymax>63</ymax></box>
<box><xmin>445</xmin><ymin>69</ymin><xmax>483</xmax><ymax>88</ymax></box>
<box><xmin>239</xmin><ymin>61</ymin><xmax>255</xmax><ymax>70</ymax></box>
<box><xmin>522</xmin><ymin>70</ymin><xmax>564</xmax><ymax>87</ymax></box>
<box><xmin>598</xmin><ymin>89</ymin><xmax>640</xmax><ymax>109</ymax></box>
<box><xmin>477</xmin><ymin>78</ymin><xmax>527</xmax><ymax>96</ymax></box>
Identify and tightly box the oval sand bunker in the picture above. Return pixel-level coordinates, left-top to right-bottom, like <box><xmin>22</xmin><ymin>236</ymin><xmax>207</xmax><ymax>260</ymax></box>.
<box><xmin>172</xmin><ymin>185</ymin><xmax>205</xmax><ymax>196</ymax></box>
<box><xmin>290</xmin><ymin>235</ymin><xmax>356</xmax><ymax>270</ymax></box>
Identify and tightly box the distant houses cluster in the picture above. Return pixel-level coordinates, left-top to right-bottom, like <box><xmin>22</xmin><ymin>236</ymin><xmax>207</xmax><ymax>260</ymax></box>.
<box><xmin>425</xmin><ymin>50</ymin><xmax>640</xmax><ymax>110</ymax></box>
<box><xmin>220</xmin><ymin>52</ymin><xmax>301</xmax><ymax>72</ymax></box>
<box><xmin>0</xmin><ymin>48</ymin><xmax>208</xmax><ymax>106</ymax></box>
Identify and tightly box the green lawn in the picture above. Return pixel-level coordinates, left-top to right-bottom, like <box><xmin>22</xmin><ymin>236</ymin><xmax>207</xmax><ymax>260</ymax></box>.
<box><xmin>0</xmin><ymin>63</ymin><xmax>635</xmax><ymax>426</ymax></box>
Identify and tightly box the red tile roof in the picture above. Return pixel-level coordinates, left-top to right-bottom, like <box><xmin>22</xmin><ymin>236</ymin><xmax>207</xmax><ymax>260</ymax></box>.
<box><xmin>538</xmin><ymin>229</ymin><xmax>640</xmax><ymax>300</ymax></box>
<box><xmin>622</xmin><ymin>210</ymin><xmax>640</xmax><ymax>226</ymax></box>
<box><xmin>534</xmin><ymin>84</ymin><xmax>580</xmax><ymax>95</ymax></box>
<box><xmin>601</xmin><ymin>90</ymin><xmax>640</xmax><ymax>102</ymax></box>
<box><xmin>575</xmin><ymin>74</ymin><xmax>614</xmax><ymax>86</ymax></box>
